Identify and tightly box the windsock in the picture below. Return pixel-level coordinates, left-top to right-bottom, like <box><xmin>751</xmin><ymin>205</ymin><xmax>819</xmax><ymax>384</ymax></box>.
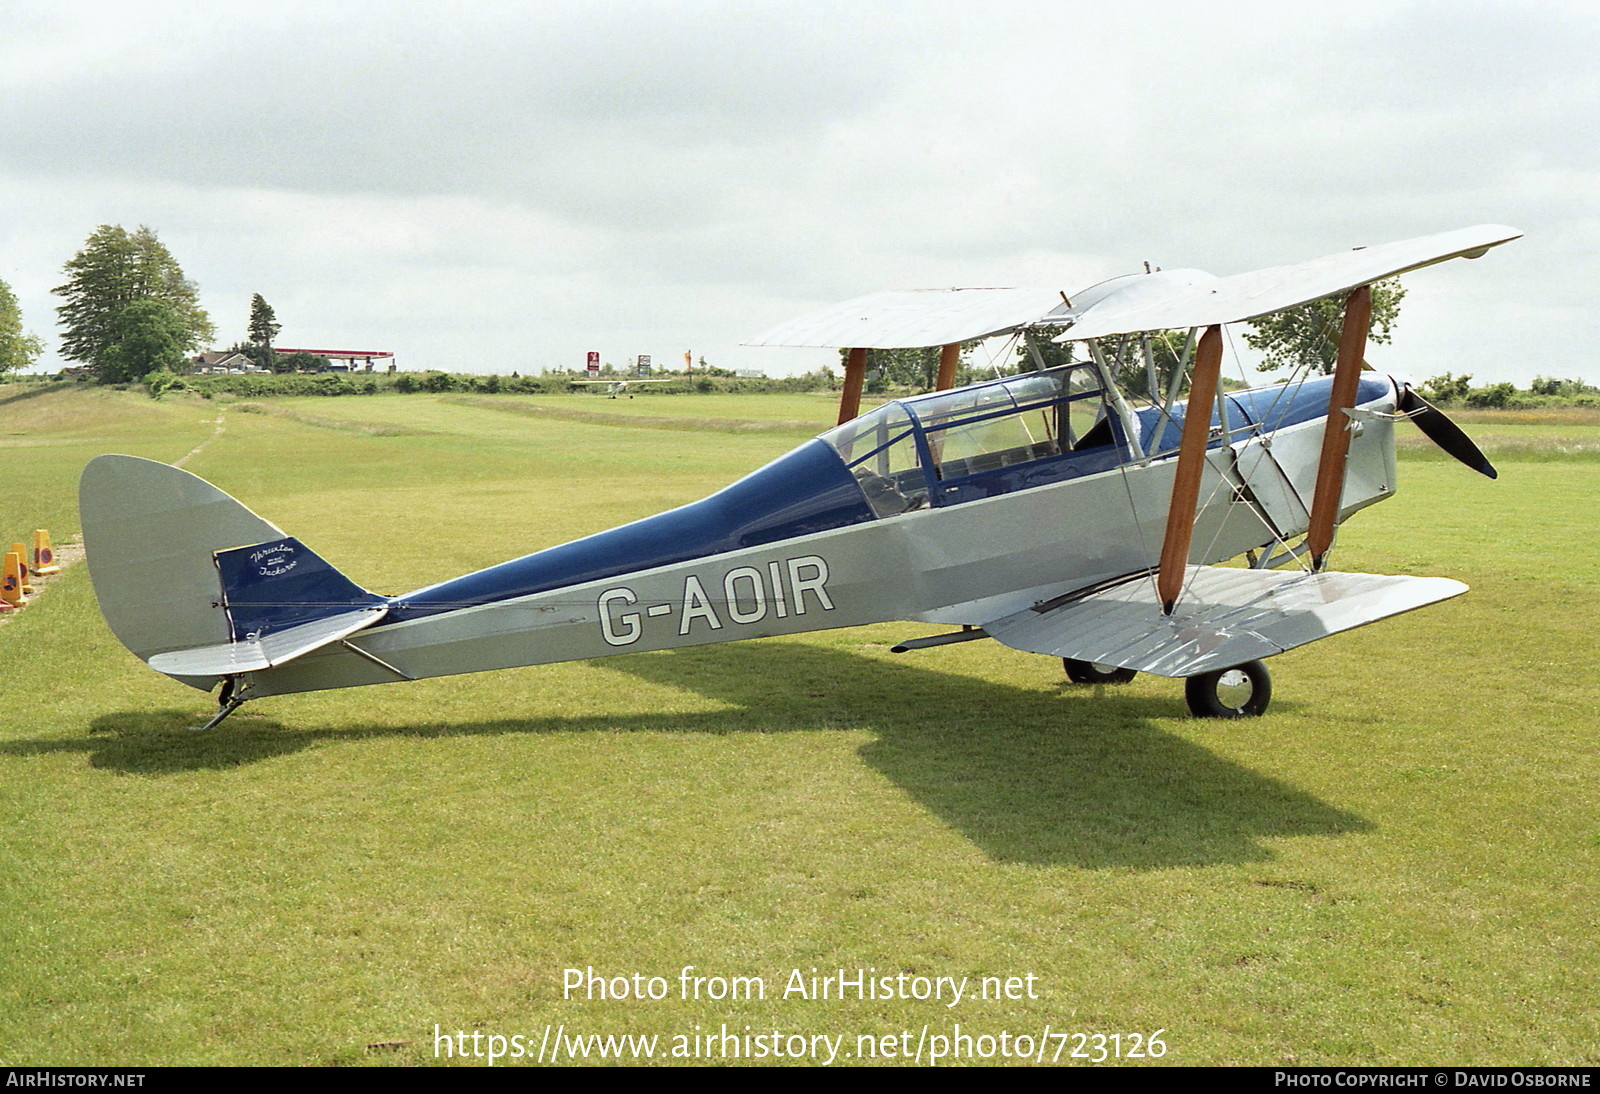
<box><xmin>2</xmin><ymin>551</ymin><xmax>24</xmax><ymax>607</ymax></box>
<box><xmin>9</xmin><ymin>543</ymin><xmax>32</xmax><ymax>594</ymax></box>
<box><xmin>32</xmin><ymin>529</ymin><xmax>60</xmax><ymax>575</ymax></box>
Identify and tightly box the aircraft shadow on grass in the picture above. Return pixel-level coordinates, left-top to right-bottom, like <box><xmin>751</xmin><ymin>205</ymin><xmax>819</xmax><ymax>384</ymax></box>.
<box><xmin>8</xmin><ymin>641</ymin><xmax>1368</xmax><ymax>869</ymax></box>
<box><xmin>608</xmin><ymin>643</ymin><xmax>1371</xmax><ymax>868</ymax></box>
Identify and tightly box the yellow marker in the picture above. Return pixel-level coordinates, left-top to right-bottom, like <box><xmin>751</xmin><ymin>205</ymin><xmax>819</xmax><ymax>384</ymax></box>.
<box><xmin>2</xmin><ymin>551</ymin><xmax>24</xmax><ymax>607</ymax></box>
<box><xmin>9</xmin><ymin>543</ymin><xmax>32</xmax><ymax>594</ymax></box>
<box><xmin>32</xmin><ymin>529</ymin><xmax>60</xmax><ymax>575</ymax></box>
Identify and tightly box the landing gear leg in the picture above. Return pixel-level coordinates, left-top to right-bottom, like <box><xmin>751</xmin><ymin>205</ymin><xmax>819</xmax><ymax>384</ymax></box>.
<box><xmin>1185</xmin><ymin>660</ymin><xmax>1272</xmax><ymax>718</ymax></box>
<box><xmin>192</xmin><ymin>677</ymin><xmax>247</xmax><ymax>732</ymax></box>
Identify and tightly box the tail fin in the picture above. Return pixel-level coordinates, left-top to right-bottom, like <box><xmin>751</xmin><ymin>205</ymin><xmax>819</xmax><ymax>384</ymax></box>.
<box><xmin>80</xmin><ymin>455</ymin><xmax>386</xmax><ymax>691</ymax></box>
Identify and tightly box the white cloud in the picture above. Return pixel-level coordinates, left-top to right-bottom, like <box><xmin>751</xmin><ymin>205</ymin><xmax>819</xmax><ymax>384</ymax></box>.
<box><xmin>0</xmin><ymin>0</ymin><xmax>1593</xmax><ymax>383</ymax></box>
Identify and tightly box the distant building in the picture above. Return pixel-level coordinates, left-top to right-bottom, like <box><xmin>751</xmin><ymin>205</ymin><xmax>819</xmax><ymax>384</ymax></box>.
<box><xmin>191</xmin><ymin>351</ymin><xmax>256</xmax><ymax>374</ymax></box>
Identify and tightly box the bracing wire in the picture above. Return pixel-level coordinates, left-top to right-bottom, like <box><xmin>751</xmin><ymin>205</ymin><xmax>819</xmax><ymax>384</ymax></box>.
<box><xmin>1173</xmin><ymin>322</ymin><xmax>1326</xmax><ymax>605</ymax></box>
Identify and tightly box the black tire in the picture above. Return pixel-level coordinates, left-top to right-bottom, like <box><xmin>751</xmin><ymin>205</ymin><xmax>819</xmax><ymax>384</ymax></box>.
<box><xmin>1063</xmin><ymin>658</ymin><xmax>1137</xmax><ymax>685</ymax></box>
<box><xmin>1185</xmin><ymin>660</ymin><xmax>1272</xmax><ymax>718</ymax></box>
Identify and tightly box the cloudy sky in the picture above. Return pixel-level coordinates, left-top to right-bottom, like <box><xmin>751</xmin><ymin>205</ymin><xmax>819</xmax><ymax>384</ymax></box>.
<box><xmin>1</xmin><ymin>0</ymin><xmax>1594</xmax><ymax>383</ymax></box>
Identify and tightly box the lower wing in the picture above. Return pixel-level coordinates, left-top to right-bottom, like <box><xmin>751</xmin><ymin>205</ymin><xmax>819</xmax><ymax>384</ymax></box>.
<box><xmin>980</xmin><ymin>565</ymin><xmax>1466</xmax><ymax>677</ymax></box>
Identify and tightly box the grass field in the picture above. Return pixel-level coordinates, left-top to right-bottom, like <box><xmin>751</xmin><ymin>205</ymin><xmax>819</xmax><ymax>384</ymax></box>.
<box><xmin>1</xmin><ymin>387</ymin><xmax>1597</xmax><ymax>1067</ymax></box>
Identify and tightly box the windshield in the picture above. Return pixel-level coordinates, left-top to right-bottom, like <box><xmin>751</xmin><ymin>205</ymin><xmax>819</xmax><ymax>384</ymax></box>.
<box><xmin>820</xmin><ymin>403</ymin><xmax>928</xmax><ymax>517</ymax></box>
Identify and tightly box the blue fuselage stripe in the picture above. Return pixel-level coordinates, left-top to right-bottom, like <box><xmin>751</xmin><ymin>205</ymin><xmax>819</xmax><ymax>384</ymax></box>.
<box><xmin>386</xmin><ymin>440</ymin><xmax>875</xmax><ymax>620</ymax></box>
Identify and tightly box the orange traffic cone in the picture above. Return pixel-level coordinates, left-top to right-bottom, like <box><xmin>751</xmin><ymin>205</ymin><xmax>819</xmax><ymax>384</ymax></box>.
<box><xmin>9</xmin><ymin>543</ymin><xmax>32</xmax><ymax>594</ymax></box>
<box><xmin>32</xmin><ymin>530</ymin><xmax>60</xmax><ymax>575</ymax></box>
<box><xmin>2</xmin><ymin>551</ymin><xmax>24</xmax><ymax>608</ymax></box>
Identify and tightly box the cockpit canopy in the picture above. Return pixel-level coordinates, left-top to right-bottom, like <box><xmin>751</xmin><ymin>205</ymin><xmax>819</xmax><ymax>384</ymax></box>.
<box><xmin>820</xmin><ymin>364</ymin><xmax>1122</xmax><ymax>515</ymax></box>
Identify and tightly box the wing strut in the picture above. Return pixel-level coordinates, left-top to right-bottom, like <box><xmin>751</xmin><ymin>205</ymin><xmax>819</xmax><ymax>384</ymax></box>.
<box><xmin>1155</xmin><ymin>323</ymin><xmax>1224</xmax><ymax>614</ymax></box>
<box><xmin>838</xmin><ymin>347</ymin><xmax>868</xmax><ymax>424</ymax></box>
<box><xmin>935</xmin><ymin>342</ymin><xmax>960</xmax><ymax>390</ymax></box>
<box><xmin>1306</xmin><ymin>284</ymin><xmax>1372</xmax><ymax>569</ymax></box>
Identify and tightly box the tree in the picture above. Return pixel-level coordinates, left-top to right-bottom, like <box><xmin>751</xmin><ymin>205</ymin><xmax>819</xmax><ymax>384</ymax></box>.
<box><xmin>246</xmin><ymin>293</ymin><xmax>281</xmax><ymax>369</ymax></box>
<box><xmin>842</xmin><ymin>344</ymin><xmax>977</xmax><ymax>392</ymax></box>
<box><xmin>0</xmin><ymin>277</ymin><xmax>44</xmax><ymax>376</ymax></box>
<box><xmin>1013</xmin><ymin>332</ymin><xmax>1077</xmax><ymax>374</ymax></box>
<box><xmin>1465</xmin><ymin>381</ymin><xmax>1517</xmax><ymax>409</ymax></box>
<box><xmin>1529</xmin><ymin>375</ymin><xmax>1599</xmax><ymax>398</ymax></box>
<box><xmin>1419</xmin><ymin>372</ymin><xmax>1472</xmax><ymax>405</ymax></box>
<box><xmin>1243</xmin><ymin>278</ymin><xmax>1405</xmax><ymax>375</ymax></box>
<box><xmin>247</xmin><ymin>293</ymin><xmax>280</xmax><ymax>345</ymax></box>
<box><xmin>275</xmin><ymin>351</ymin><xmax>331</xmax><ymax>373</ymax></box>
<box><xmin>98</xmin><ymin>299</ymin><xmax>190</xmax><ymax>383</ymax></box>
<box><xmin>1012</xmin><ymin>329</ymin><xmax>1192</xmax><ymax>399</ymax></box>
<box><xmin>1097</xmin><ymin>331</ymin><xmax>1193</xmax><ymax>400</ymax></box>
<box><xmin>53</xmin><ymin>225</ymin><xmax>215</xmax><ymax>375</ymax></box>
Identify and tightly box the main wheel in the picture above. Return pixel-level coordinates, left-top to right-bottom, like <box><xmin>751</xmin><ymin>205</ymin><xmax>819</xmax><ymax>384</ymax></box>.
<box><xmin>1185</xmin><ymin>660</ymin><xmax>1272</xmax><ymax>718</ymax></box>
<box><xmin>1063</xmin><ymin>658</ymin><xmax>1137</xmax><ymax>684</ymax></box>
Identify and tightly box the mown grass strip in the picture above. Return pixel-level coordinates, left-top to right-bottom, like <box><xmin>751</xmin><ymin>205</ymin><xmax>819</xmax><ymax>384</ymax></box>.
<box><xmin>440</xmin><ymin>395</ymin><xmax>822</xmax><ymax>434</ymax></box>
<box><xmin>231</xmin><ymin>401</ymin><xmax>436</xmax><ymax>437</ymax></box>
<box><xmin>1395</xmin><ymin>433</ymin><xmax>1600</xmax><ymax>461</ymax></box>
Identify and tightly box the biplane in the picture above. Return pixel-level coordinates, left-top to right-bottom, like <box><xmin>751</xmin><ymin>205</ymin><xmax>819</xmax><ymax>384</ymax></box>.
<box><xmin>80</xmin><ymin>225</ymin><xmax>1518</xmax><ymax>730</ymax></box>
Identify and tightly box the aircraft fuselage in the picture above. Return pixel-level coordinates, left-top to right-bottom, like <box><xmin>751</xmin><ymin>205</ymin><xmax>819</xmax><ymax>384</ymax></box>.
<box><xmin>242</xmin><ymin>369</ymin><xmax>1401</xmax><ymax>698</ymax></box>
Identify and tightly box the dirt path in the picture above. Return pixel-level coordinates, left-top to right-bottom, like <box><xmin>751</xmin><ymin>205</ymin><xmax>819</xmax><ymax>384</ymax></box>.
<box><xmin>174</xmin><ymin>408</ymin><xmax>226</xmax><ymax>468</ymax></box>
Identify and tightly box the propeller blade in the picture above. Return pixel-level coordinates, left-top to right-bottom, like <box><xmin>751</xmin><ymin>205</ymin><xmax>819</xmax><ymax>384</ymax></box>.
<box><xmin>1397</xmin><ymin>387</ymin><xmax>1498</xmax><ymax>479</ymax></box>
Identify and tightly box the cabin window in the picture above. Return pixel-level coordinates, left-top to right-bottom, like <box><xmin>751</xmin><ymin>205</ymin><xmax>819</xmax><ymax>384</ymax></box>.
<box><xmin>916</xmin><ymin>366</ymin><xmax>1109</xmax><ymax>481</ymax></box>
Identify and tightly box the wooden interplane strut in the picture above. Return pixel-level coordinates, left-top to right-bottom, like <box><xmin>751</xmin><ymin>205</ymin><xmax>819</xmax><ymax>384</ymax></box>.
<box><xmin>838</xmin><ymin>347</ymin><xmax>868</xmax><ymax>425</ymax></box>
<box><xmin>1155</xmin><ymin>324</ymin><xmax>1224</xmax><ymax>614</ymax></box>
<box><xmin>1306</xmin><ymin>284</ymin><xmax>1373</xmax><ymax>569</ymax></box>
<box><xmin>935</xmin><ymin>342</ymin><xmax>960</xmax><ymax>391</ymax></box>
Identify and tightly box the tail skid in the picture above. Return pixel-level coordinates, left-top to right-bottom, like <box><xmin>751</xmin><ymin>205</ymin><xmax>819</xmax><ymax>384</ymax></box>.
<box><xmin>80</xmin><ymin>455</ymin><xmax>386</xmax><ymax>693</ymax></box>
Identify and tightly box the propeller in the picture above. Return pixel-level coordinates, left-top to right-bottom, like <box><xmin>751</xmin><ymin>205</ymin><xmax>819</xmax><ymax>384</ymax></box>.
<box><xmin>1396</xmin><ymin>385</ymin><xmax>1498</xmax><ymax>479</ymax></box>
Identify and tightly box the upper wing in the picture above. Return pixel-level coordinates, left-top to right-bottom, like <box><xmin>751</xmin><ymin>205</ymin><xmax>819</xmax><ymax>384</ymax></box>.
<box><xmin>1057</xmin><ymin>224</ymin><xmax>1521</xmax><ymax>342</ymax></box>
<box><xmin>744</xmin><ymin>287</ymin><xmax>1073</xmax><ymax>349</ymax></box>
<box><xmin>981</xmin><ymin>565</ymin><xmax>1467</xmax><ymax>677</ymax></box>
<box><xmin>745</xmin><ymin>226</ymin><xmax>1518</xmax><ymax>351</ymax></box>
<box><xmin>744</xmin><ymin>271</ymin><xmax>1217</xmax><ymax>349</ymax></box>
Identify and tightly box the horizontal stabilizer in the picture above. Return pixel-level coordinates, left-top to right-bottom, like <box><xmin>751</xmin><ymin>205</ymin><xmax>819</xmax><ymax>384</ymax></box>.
<box><xmin>983</xmin><ymin>566</ymin><xmax>1467</xmax><ymax>678</ymax></box>
<box><xmin>147</xmin><ymin>608</ymin><xmax>386</xmax><ymax>676</ymax></box>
